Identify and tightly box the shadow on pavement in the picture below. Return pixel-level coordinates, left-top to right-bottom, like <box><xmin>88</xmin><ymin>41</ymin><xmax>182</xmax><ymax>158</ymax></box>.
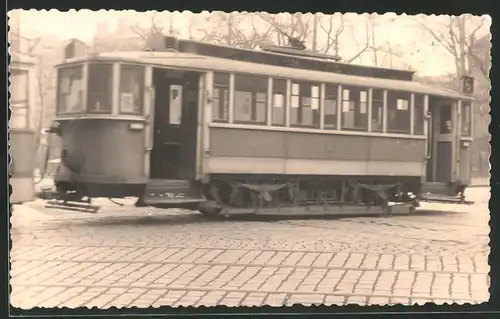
<box><xmin>76</xmin><ymin>208</ymin><xmax>462</xmax><ymax>228</ymax></box>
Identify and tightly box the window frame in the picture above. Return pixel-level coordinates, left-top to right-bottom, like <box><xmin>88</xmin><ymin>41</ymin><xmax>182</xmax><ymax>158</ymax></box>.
<box><xmin>323</xmin><ymin>83</ymin><xmax>338</xmax><ymax>130</ymax></box>
<box><xmin>370</xmin><ymin>89</ymin><xmax>384</xmax><ymax>133</ymax></box>
<box><xmin>233</xmin><ymin>73</ymin><xmax>268</xmax><ymax>125</ymax></box>
<box><xmin>207</xmin><ymin>71</ymin><xmax>431</xmax><ymax>140</ymax></box>
<box><xmin>271</xmin><ymin>77</ymin><xmax>287</xmax><ymax>127</ymax></box>
<box><xmin>10</xmin><ymin>69</ymin><xmax>30</xmax><ymax>129</ymax></box>
<box><xmin>118</xmin><ymin>64</ymin><xmax>145</xmax><ymax>115</ymax></box>
<box><xmin>290</xmin><ymin>80</ymin><xmax>321</xmax><ymax>128</ymax></box>
<box><xmin>56</xmin><ymin>64</ymin><xmax>85</xmax><ymax>116</ymax></box>
<box><xmin>461</xmin><ymin>100</ymin><xmax>473</xmax><ymax>137</ymax></box>
<box><xmin>386</xmin><ymin>90</ymin><xmax>412</xmax><ymax>134</ymax></box>
<box><xmin>413</xmin><ymin>94</ymin><xmax>425</xmax><ymax>135</ymax></box>
<box><xmin>340</xmin><ymin>85</ymin><xmax>369</xmax><ymax>132</ymax></box>
<box><xmin>212</xmin><ymin>72</ymin><xmax>230</xmax><ymax>123</ymax></box>
<box><xmin>87</xmin><ymin>62</ymin><xmax>114</xmax><ymax>114</ymax></box>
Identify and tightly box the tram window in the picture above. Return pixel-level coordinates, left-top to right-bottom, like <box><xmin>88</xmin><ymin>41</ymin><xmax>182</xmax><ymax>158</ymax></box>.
<box><xmin>87</xmin><ymin>63</ymin><xmax>113</xmax><ymax>113</ymax></box>
<box><xmin>212</xmin><ymin>72</ymin><xmax>229</xmax><ymax>122</ymax></box>
<box><xmin>272</xmin><ymin>78</ymin><xmax>286</xmax><ymax>126</ymax></box>
<box><xmin>57</xmin><ymin>66</ymin><xmax>84</xmax><ymax>114</ymax></box>
<box><xmin>461</xmin><ymin>101</ymin><xmax>472</xmax><ymax>137</ymax></box>
<box><xmin>387</xmin><ymin>91</ymin><xmax>411</xmax><ymax>134</ymax></box>
<box><xmin>324</xmin><ymin>84</ymin><xmax>337</xmax><ymax>129</ymax></box>
<box><xmin>371</xmin><ymin>89</ymin><xmax>384</xmax><ymax>132</ymax></box>
<box><xmin>10</xmin><ymin>70</ymin><xmax>29</xmax><ymax>129</ymax></box>
<box><xmin>119</xmin><ymin>65</ymin><xmax>144</xmax><ymax>114</ymax></box>
<box><xmin>341</xmin><ymin>86</ymin><xmax>368</xmax><ymax>131</ymax></box>
<box><xmin>413</xmin><ymin>94</ymin><xmax>424</xmax><ymax>135</ymax></box>
<box><xmin>234</xmin><ymin>74</ymin><xmax>267</xmax><ymax>124</ymax></box>
<box><xmin>439</xmin><ymin>104</ymin><xmax>452</xmax><ymax>134</ymax></box>
<box><xmin>290</xmin><ymin>81</ymin><xmax>320</xmax><ymax>128</ymax></box>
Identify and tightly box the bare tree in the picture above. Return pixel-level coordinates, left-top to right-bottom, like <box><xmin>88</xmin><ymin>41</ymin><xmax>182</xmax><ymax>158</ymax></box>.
<box><xmin>415</xmin><ymin>14</ymin><xmax>491</xmax><ymax>177</ymax></box>
<box><xmin>318</xmin><ymin>13</ymin><xmax>346</xmax><ymax>56</ymax></box>
<box><xmin>130</xmin><ymin>12</ymin><xmax>165</xmax><ymax>41</ymax></box>
<box><xmin>415</xmin><ymin>14</ymin><xmax>489</xmax><ymax>80</ymax></box>
<box><xmin>197</xmin><ymin>12</ymin><xmax>275</xmax><ymax>49</ymax></box>
<box><xmin>256</xmin><ymin>12</ymin><xmax>313</xmax><ymax>47</ymax></box>
<box><xmin>317</xmin><ymin>14</ymin><xmax>402</xmax><ymax>66</ymax></box>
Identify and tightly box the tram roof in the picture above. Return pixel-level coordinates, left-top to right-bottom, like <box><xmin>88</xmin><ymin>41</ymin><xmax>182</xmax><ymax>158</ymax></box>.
<box><xmin>59</xmin><ymin>51</ymin><xmax>473</xmax><ymax>101</ymax></box>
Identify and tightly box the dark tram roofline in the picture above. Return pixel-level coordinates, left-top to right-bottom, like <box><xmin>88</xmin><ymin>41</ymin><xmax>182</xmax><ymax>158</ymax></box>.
<box><xmin>144</xmin><ymin>34</ymin><xmax>415</xmax><ymax>82</ymax></box>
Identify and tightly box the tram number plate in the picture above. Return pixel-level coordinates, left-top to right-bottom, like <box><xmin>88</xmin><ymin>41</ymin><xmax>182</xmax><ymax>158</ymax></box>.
<box><xmin>166</xmin><ymin>192</ymin><xmax>185</xmax><ymax>199</ymax></box>
<box><xmin>149</xmin><ymin>192</ymin><xmax>186</xmax><ymax>199</ymax></box>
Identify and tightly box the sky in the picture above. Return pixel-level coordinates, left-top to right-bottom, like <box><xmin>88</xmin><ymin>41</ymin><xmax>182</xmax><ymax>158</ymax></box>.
<box><xmin>9</xmin><ymin>10</ymin><xmax>491</xmax><ymax>77</ymax></box>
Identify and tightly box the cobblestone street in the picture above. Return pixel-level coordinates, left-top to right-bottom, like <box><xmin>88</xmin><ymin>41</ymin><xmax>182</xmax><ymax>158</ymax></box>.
<box><xmin>10</xmin><ymin>187</ymin><xmax>490</xmax><ymax>309</ymax></box>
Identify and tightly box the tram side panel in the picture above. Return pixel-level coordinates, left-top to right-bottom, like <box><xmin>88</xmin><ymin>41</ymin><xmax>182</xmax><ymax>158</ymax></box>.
<box><xmin>55</xmin><ymin>119</ymin><xmax>147</xmax><ymax>196</ymax></box>
<box><xmin>10</xmin><ymin>130</ymin><xmax>36</xmax><ymax>204</ymax></box>
<box><xmin>204</xmin><ymin>126</ymin><xmax>426</xmax><ymax>192</ymax></box>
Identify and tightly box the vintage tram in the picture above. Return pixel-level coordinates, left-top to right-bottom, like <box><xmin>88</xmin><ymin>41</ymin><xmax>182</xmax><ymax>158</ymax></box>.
<box><xmin>10</xmin><ymin>52</ymin><xmax>38</xmax><ymax>204</ymax></box>
<box><xmin>44</xmin><ymin>35</ymin><xmax>475</xmax><ymax>215</ymax></box>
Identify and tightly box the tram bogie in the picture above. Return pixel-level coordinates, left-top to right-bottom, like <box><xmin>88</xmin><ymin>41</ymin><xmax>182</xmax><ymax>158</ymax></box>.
<box><xmin>44</xmin><ymin>37</ymin><xmax>476</xmax><ymax>215</ymax></box>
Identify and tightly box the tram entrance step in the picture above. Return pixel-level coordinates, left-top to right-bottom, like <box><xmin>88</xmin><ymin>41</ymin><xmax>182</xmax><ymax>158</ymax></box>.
<box><xmin>421</xmin><ymin>182</ymin><xmax>459</xmax><ymax>197</ymax></box>
<box><xmin>420</xmin><ymin>182</ymin><xmax>473</xmax><ymax>205</ymax></box>
<box><xmin>143</xmin><ymin>179</ymin><xmax>205</xmax><ymax>205</ymax></box>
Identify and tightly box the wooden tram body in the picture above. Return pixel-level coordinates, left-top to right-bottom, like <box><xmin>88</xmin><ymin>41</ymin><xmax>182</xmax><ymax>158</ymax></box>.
<box><xmin>10</xmin><ymin>52</ymin><xmax>37</xmax><ymax>204</ymax></box>
<box><xmin>46</xmin><ymin>36</ymin><xmax>475</xmax><ymax>215</ymax></box>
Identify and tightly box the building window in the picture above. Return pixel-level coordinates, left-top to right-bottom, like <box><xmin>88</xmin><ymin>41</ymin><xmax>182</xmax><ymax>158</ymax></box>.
<box><xmin>212</xmin><ymin>72</ymin><xmax>229</xmax><ymax>122</ymax></box>
<box><xmin>291</xmin><ymin>81</ymin><xmax>320</xmax><ymax>127</ymax></box>
<box><xmin>119</xmin><ymin>65</ymin><xmax>144</xmax><ymax>114</ymax></box>
<box><xmin>413</xmin><ymin>94</ymin><xmax>424</xmax><ymax>135</ymax></box>
<box><xmin>371</xmin><ymin>89</ymin><xmax>383</xmax><ymax>132</ymax></box>
<box><xmin>341</xmin><ymin>86</ymin><xmax>368</xmax><ymax>131</ymax></box>
<box><xmin>387</xmin><ymin>91</ymin><xmax>411</xmax><ymax>134</ymax></box>
<box><xmin>461</xmin><ymin>101</ymin><xmax>472</xmax><ymax>137</ymax></box>
<box><xmin>272</xmin><ymin>78</ymin><xmax>286</xmax><ymax>126</ymax></box>
<box><xmin>10</xmin><ymin>69</ymin><xmax>29</xmax><ymax>129</ymax></box>
<box><xmin>87</xmin><ymin>63</ymin><xmax>113</xmax><ymax>113</ymax></box>
<box><xmin>57</xmin><ymin>65</ymin><xmax>84</xmax><ymax>114</ymax></box>
<box><xmin>324</xmin><ymin>84</ymin><xmax>337</xmax><ymax>129</ymax></box>
<box><xmin>233</xmin><ymin>74</ymin><xmax>267</xmax><ymax>124</ymax></box>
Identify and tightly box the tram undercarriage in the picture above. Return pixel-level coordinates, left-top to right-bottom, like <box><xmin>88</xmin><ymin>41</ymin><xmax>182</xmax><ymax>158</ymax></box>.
<box><xmin>40</xmin><ymin>174</ymin><xmax>429</xmax><ymax>216</ymax></box>
<box><xmin>196</xmin><ymin>176</ymin><xmax>422</xmax><ymax>217</ymax></box>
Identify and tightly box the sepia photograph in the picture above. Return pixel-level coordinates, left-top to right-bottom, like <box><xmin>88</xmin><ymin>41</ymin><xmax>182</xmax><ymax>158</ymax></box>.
<box><xmin>8</xmin><ymin>9</ymin><xmax>491</xmax><ymax>310</ymax></box>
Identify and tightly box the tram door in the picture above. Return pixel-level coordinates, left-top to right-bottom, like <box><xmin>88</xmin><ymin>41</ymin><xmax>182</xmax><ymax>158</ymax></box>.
<box><xmin>150</xmin><ymin>68</ymin><xmax>200</xmax><ymax>180</ymax></box>
<box><xmin>425</xmin><ymin>99</ymin><xmax>458</xmax><ymax>183</ymax></box>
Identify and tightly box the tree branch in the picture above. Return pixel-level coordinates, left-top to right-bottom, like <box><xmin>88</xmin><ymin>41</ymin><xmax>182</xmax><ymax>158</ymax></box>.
<box><xmin>346</xmin><ymin>21</ymin><xmax>370</xmax><ymax>63</ymax></box>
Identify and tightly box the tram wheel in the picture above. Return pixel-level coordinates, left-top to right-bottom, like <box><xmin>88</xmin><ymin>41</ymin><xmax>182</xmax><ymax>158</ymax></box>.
<box><xmin>459</xmin><ymin>192</ymin><xmax>466</xmax><ymax>204</ymax></box>
<box><xmin>199</xmin><ymin>207</ymin><xmax>223</xmax><ymax>219</ymax></box>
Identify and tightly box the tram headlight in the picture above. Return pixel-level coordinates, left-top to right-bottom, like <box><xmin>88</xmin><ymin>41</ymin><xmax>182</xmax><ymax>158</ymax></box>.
<box><xmin>47</xmin><ymin>122</ymin><xmax>62</xmax><ymax>136</ymax></box>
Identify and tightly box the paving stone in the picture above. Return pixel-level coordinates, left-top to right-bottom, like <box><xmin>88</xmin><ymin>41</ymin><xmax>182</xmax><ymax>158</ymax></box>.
<box><xmin>10</xmin><ymin>188</ymin><xmax>490</xmax><ymax>308</ymax></box>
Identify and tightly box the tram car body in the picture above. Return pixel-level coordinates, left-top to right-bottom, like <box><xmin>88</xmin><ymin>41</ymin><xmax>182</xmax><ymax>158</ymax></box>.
<box><xmin>47</xmin><ymin>36</ymin><xmax>475</xmax><ymax>215</ymax></box>
<box><xmin>10</xmin><ymin>52</ymin><xmax>37</xmax><ymax>204</ymax></box>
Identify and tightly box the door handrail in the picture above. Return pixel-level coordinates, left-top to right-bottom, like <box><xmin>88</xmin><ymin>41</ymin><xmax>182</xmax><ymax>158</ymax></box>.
<box><xmin>425</xmin><ymin>111</ymin><xmax>432</xmax><ymax>160</ymax></box>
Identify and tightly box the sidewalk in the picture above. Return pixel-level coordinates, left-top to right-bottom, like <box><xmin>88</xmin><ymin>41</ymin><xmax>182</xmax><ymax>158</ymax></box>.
<box><xmin>10</xmin><ymin>203</ymin><xmax>49</xmax><ymax>228</ymax></box>
<box><xmin>469</xmin><ymin>176</ymin><xmax>490</xmax><ymax>187</ymax></box>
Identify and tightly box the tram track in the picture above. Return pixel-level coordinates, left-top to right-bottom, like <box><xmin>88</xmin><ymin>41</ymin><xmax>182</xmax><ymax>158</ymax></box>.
<box><xmin>19</xmin><ymin>200</ymin><xmax>488</xmax><ymax>232</ymax></box>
